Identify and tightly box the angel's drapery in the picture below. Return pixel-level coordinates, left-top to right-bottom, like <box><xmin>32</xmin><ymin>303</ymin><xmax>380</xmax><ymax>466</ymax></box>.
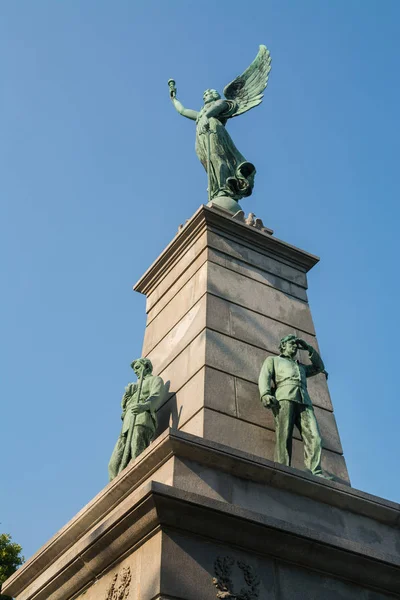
<box><xmin>195</xmin><ymin>101</ymin><xmax>256</xmax><ymax>201</ymax></box>
<box><xmin>194</xmin><ymin>45</ymin><xmax>271</xmax><ymax>202</ymax></box>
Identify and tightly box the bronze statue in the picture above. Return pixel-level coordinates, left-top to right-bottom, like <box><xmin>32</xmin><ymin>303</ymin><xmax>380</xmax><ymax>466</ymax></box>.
<box><xmin>259</xmin><ymin>335</ymin><xmax>332</xmax><ymax>479</ymax></box>
<box><xmin>168</xmin><ymin>45</ymin><xmax>272</xmax><ymax>212</ymax></box>
<box><xmin>108</xmin><ymin>358</ymin><xmax>165</xmax><ymax>481</ymax></box>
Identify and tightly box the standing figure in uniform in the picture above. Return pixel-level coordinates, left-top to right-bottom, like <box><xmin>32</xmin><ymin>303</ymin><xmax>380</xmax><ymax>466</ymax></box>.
<box><xmin>258</xmin><ymin>335</ymin><xmax>330</xmax><ymax>478</ymax></box>
<box><xmin>108</xmin><ymin>358</ymin><xmax>165</xmax><ymax>481</ymax></box>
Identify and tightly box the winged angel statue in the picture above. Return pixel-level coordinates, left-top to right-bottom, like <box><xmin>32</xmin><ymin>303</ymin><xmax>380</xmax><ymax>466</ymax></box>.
<box><xmin>168</xmin><ymin>45</ymin><xmax>271</xmax><ymax>211</ymax></box>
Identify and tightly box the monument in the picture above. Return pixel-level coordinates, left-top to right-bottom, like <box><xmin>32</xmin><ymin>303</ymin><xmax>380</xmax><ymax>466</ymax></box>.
<box><xmin>3</xmin><ymin>45</ymin><xmax>400</xmax><ymax>600</ymax></box>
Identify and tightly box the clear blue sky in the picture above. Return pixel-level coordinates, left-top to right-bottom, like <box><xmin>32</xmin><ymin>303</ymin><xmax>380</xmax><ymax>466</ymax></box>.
<box><xmin>1</xmin><ymin>1</ymin><xmax>400</xmax><ymax>561</ymax></box>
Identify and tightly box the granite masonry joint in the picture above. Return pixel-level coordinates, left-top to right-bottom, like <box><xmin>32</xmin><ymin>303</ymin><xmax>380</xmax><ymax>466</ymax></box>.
<box><xmin>203</xmin><ymin>211</ymin><xmax>320</xmax><ymax>270</ymax></box>
<box><xmin>207</xmin><ymin>256</ymin><xmax>310</xmax><ymax>302</ymax></box>
<box><xmin>134</xmin><ymin>206</ymin><xmax>320</xmax><ymax>297</ymax></box>
<box><xmin>208</xmin><ymin>246</ymin><xmax>309</xmax><ymax>292</ymax></box>
<box><xmin>145</xmin><ymin>292</ymin><xmax>207</xmax><ymax>354</ymax></box>
<box><xmin>134</xmin><ymin>215</ymin><xmax>208</xmax><ymax>296</ymax></box>
<box><xmin>200</xmin><ymin>404</ymin><xmax>341</xmax><ymax>454</ymax></box>
<box><xmin>145</xmin><ymin>254</ymin><xmax>209</xmax><ymax>321</ymax></box>
<box><xmin>155</xmin><ymin>365</ymin><xmax>205</xmax><ymax>414</ymax></box>
<box><xmin>207</xmin><ymin>225</ymin><xmax>312</xmax><ymax>273</ymax></box>
<box><xmin>206</xmin><ymin>292</ymin><xmax>315</xmax><ymax>336</ymax></box>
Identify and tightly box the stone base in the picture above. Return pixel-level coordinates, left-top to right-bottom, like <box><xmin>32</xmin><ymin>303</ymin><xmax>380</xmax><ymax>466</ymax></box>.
<box><xmin>4</xmin><ymin>430</ymin><xmax>400</xmax><ymax>599</ymax></box>
<box><xmin>207</xmin><ymin>196</ymin><xmax>242</xmax><ymax>213</ymax></box>
<box><xmin>4</xmin><ymin>205</ymin><xmax>396</xmax><ymax>599</ymax></box>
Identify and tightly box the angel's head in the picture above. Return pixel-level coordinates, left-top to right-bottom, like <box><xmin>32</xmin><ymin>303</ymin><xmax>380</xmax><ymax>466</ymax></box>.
<box><xmin>203</xmin><ymin>89</ymin><xmax>221</xmax><ymax>104</ymax></box>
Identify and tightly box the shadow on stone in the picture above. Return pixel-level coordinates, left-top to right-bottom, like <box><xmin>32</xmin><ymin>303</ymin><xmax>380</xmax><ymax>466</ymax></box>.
<box><xmin>155</xmin><ymin>382</ymin><xmax>184</xmax><ymax>437</ymax></box>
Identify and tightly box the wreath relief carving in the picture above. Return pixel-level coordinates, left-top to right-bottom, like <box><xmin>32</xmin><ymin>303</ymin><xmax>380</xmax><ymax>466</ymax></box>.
<box><xmin>105</xmin><ymin>566</ymin><xmax>132</xmax><ymax>600</ymax></box>
<box><xmin>213</xmin><ymin>556</ymin><xmax>260</xmax><ymax>599</ymax></box>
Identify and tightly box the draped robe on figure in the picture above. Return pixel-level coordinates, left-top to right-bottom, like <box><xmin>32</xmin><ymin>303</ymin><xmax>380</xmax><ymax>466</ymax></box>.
<box><xmin>195</xmin><ymin>100</ymin><xmax>256</xmax><ymax>201</ymax></box>
<box><xmin>108</xmin><ymin>374</ymin><xmax>165</xmax><ymax>480</ymax></box>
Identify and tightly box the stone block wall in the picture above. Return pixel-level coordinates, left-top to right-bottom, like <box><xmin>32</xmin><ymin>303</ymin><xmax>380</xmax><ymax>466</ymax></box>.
<box><xmin>135</xmin><ymin>206</ymin><xmax>349</xmax><ymax>483</ymax></box>
<box><xmin>72</xmin><ymin>528</ymin><xmax>398</xmax><ymax>600</ymax></box>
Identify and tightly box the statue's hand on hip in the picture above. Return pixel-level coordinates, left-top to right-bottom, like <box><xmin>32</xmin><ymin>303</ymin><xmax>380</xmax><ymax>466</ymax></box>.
<box><xmin>262</xmin><ymin>394</ymin><xmax>278</xmax><ymax>409</ymax></box>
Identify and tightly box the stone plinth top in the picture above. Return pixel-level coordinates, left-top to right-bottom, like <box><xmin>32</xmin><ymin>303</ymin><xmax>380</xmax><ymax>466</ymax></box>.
<box><xmin>134</xmin><ymin>205</ymin><xmax>319</xmax><ymax>297</ymax></box>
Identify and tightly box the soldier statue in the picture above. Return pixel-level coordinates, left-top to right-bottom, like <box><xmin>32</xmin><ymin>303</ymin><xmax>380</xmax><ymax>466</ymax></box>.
<box><xmin>108</xmin><ymin>358</ymin><xmax>165</xmax><ymax>481</ymax></box>
<box><xmin>258</xmin><ymin>335</ymin><xmax>331</xmax><ymax>478</ymax></box>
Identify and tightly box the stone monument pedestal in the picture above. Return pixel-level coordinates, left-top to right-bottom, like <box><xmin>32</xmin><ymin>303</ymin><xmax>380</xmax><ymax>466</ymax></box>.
<box><xmin>4</xmin><ymin>206</ymin><xmax>400</xmax><ymax>600</ymax></box>
<box><xmin>136</xmin><ymin>205</ymin><xmax>348</xmax><ymax>483</ymax></box>
<box><xmin>4</xmin><ymin>430</ymin><xmax>400</xmax><ymax>599</ymax></box>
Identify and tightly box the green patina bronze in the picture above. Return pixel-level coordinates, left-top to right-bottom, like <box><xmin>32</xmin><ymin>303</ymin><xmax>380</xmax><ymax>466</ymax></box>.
<box><xmin>258</xmin><ymin>335</ymin><xmax>332</xmax><ymax>479</ymax></box>
<box><xmin>108</xmin><ymin>358</ymin><xmax>165</xmax><ymax>481</ymax></box>
<box><xmin>168</xmin><ymin>45</ymin><xmax>272</xmax><ymax>213</ymax></box>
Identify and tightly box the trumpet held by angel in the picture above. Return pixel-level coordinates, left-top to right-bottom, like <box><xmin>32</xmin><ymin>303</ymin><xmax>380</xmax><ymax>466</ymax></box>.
<box><xmin>168</xmin><ymin>45</ymin><xmax>272</xmax><ymax>208</ymax></box>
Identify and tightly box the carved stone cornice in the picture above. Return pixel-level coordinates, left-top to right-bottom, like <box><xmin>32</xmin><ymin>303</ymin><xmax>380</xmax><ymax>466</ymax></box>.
<box><xmin>3</xmin><ymin>430</ymin><xmax>400</xmax><ymax>599</ymax></box>
<box><xmin>134</xmin><ymin>205</ymin><xmax>319</xmax><ymax>297</ymax></box>
<box><xmin>5</xmin><ymin>481</ymin><xmax>400</xmax><ymax>600</ymax></box>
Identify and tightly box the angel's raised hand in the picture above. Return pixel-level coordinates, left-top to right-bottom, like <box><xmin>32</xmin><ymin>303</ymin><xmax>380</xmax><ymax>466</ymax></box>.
<box><xmin>168</xmin><ymin>79</ymin><xmax>177</xmax><ymax>99</ymax></box>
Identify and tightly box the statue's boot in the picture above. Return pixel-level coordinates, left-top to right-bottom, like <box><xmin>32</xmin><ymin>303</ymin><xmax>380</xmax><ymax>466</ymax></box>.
<box><xmin>314</xmin><ymin>472</ymin><xmax>334</xmax><ymax>480</ymax></box>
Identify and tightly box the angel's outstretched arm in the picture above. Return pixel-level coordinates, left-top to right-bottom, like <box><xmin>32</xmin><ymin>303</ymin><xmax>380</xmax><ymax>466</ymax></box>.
<box><xmin>171</xmin><ymin>96</ymin><xmax>198</xmax><ymax>121</ymax></box>
<box><xmin>168</xmin><ymin>79</ymin><xmax>198</xmax><ymax>121</ymax></box>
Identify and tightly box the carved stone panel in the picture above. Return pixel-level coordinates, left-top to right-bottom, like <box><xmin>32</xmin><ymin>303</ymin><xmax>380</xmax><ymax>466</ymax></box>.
<box><xmin>213</xmin><ymin>556</ymin><xmax>260</xmax><ymax>599</ymax></box>
<box><xmin>105</xmin><ymin>567</ymin><xmax>131</xmax><ymax>600</ymax></box>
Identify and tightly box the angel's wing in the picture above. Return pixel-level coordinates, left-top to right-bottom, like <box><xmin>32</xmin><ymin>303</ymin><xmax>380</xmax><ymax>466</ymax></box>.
<box><xmin>223</xmin><ymin>45</ymin><xmax>272</xmax><ymax>118</ymax></box>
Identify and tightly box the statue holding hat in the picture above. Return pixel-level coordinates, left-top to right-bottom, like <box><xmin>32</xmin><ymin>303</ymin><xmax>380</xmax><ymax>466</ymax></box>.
<box><xmin>108</xmin><ymin>358</ymin><xmax>166</xmax><ymax>481</ymax></box>
<box><xmin>258</xmin><ymin>335</ymin><xmax>331</xmax><ymax>478</ymax></box>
